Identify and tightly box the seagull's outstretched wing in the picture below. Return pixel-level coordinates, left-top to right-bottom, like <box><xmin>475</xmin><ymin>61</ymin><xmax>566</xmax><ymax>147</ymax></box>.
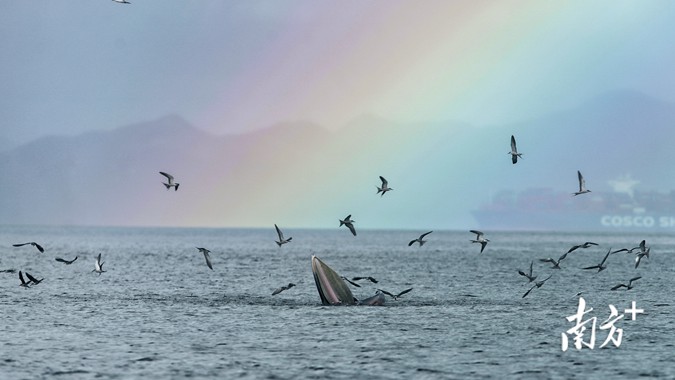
<box><xmin>159</xmin><ymin>171</ymin><xmax>174</xmax><ymax>181</ymax></box>
<box><xmin>19</xmin><ymin>271</ymin><xmax>28</xmax><ymax>285</ymax></box>
<box><xmin>567</xmin><ymin>244</ymin><xmax>581</xmax><ymax>254</ymax></box>
<box><xmin>25</xmin><ymin>272</ymin><xmax>41</xmax><ymax>284</ymax></box>
<box><xmin>352</xmin><ymin>276</ymin><xmax>378</xmax><ymax>284</ymax></box>
<box><xmin>13</xmin><ymin>242</ymin><xmax>43</xmax><ymax>252</ymax></box>
<box><xmin>203</xmin><ymin>250</ymin><xmax>213</xmax><ymax>270</ymax></box>
<box><xmin>577</xmin><ymin>171</ymin><xmax>585</xmax><ymax>192</ymax></box>
<box><xmin>599</xmin><ymin>248</ymin><xmax>611</xmax><ymax>266</ymax></box>
<box><xmin>522</xmin><ymin>284</ymin><xmax>536</xmax><ymax>298</ymax></box>
<box><xmin>342</xmin><ymin>277</ymin><xmax>361</xmax><ymax>287</ymax></box>
<box><xmin>272</xmin><ymin>287</ymin><xmax>284</xmax><ymax>295</ymax></box>
<box><xmin>470</xmin><ymin>230</ymin><xmax>484</xmax><ymax>239</ymax></box>
<box><xmin>377</xmin><ymin>289</ymin><xmax>395</xmax><ymax>298</ymax></box>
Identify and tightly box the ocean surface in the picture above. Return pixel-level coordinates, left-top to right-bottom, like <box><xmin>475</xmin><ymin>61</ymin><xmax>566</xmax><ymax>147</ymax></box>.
<box><xmin>1</xmin><ymin>226</ymin><xmax>673</xmax><ymax>379</ymax></box>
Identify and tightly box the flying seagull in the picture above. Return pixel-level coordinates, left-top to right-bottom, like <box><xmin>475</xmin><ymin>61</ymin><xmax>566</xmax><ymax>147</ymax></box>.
<box><xmin>274</xmin><ymin>224</ymin><xmax>292</xmax><ymax>247</ymax></box>
<box><xmin>509</xmin><ymin>135</ymin><xmax>523</xmax><ymax>164</ymax></box>
<box><xmin>272</xmin><ymin>283</ymin><xmax>296</xmax><ymax>296</ymax></box>
<box><xmin>522</xmin><ymin>275</ymin><xmax>552</xmax><ymax>298</ymax></box>
<box><xmin>611</xmin><ymin>276</ymin><xmax>642</xmax><ymax>291</ymax></box>
<box><xmin>339</xmin><ymin>214</ymin><xmax>357</xmax><ymax>236</ymax></box>
<box><xmin>13</xmin><ymin>242</ymin><xmax>44</xmax><ymax>253</ymax></box>
<box><xmin>573</xmin><ymin>170</ymin><xmax>591</xmax><ymax>196</ymax></box>
<box><xmin>470</xmin><ymin>230</ymin><xmax>489</xmax><ymax>253</ymax></box>
<box><xmin>93</xmin><ymin>253</ymin><xmax>106</xmax><ymax>275</ymax></box>
<box><xmin>25</xmin><ymin>272</ymin><xmax>43</xmax><ymax>285</ymax></box>
<box><xmin>635</xmin><ymin>247</ymin><xmax>650</xmax><ymax>269</ymax></box>
<box><xmin>159</xmin><ymin>171</ymin><xmax>180</xmax><ymax>191</ymax></box>
<box><xmin>567</xmin><ymin>242</ymin><xmax>598</xmax><ymax>254</ymax></box>
<box><xmin>408</xmin><ymin>231</ymin><xmax>433</xmax><ymax>247</ymax></box>
<box><xmin>55</xmin><ymin>256</ymin><xmax>78</xmax><ymax>265</ymax></box>
<box><xmin>376</xmin><ymin>176</ymin><xmax>393</xmax><ymax>196</ymax></box>
<box><xmin>196</xmin><ymin>247</ymin><xmax>213</xmax><ymax>270</ymax></box>
<box><xmin>540</xmin><ymin>252</ymin><xmax>569</xmax><ymax>270</ymax></box>
<box><xmin>377</xmin><ymin>288</ymin><xmax>413</xmax><ymax>300</ymax></box>
<box><xmin>112</xmin><ymin>0</ymin><xmax>131</xmax><ymax>3</ymax></box>
<box><xmin>582</xmin><ymin>248</ymin><xmax>611</xmax><ymax>272</ymax></box>
<box><xmin>517</xmin><ymin>260</ymin><xmax>537</xmax><ymax>282</ymax></box>
<box><xmin>19</xmin><ymin>271</ymin><xmax>31</xmax><ymax>289</ymax></box>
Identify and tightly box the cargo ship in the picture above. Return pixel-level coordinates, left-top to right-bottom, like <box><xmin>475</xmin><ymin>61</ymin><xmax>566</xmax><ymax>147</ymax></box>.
<box><xmin>472</xmin><ymin>175</ymin><xmax>675</xmax><ymax>231</ymax></box>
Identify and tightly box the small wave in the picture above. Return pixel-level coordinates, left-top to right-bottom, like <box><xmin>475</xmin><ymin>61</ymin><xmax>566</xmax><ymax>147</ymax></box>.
<box><xmin>48</xmin><ymin>370</ymin><xmax>90</xmax><ymax>376</ymax></box>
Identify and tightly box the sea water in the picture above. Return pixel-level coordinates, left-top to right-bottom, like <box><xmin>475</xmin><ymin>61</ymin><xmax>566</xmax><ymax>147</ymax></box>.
<box><xmin>1</xmin><ymin>225</ymin><xmax>673</xmax><ymax>379</ymax></box>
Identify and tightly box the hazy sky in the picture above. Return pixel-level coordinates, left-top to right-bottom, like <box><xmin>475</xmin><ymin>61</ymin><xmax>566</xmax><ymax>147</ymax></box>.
<box><xmin>3</xmin><ymin>1</ymin><xmax>675</xmax><ymax>145</ymax></box>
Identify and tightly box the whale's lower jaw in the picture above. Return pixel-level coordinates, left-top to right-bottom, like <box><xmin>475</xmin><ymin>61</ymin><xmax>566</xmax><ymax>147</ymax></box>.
<box><xmin>311</xmin><ymin>255</ymin><xmax>356</xmax><ymax>305</ymax></box>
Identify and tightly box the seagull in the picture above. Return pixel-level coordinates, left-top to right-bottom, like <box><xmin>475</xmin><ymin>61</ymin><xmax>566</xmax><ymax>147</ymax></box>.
<box><xmin>196</xmin><ymin>247</ymin><xmax>213</xmax><ymax>270</ymax></box>
<box><xmin>573</xmin><ymin>170</ymin><xmax>591</xmax><ymax>196</ymax></box>
<box><xmin>408</xmin><ymin>231</ymin><xmax>433</xmax><ymax>247</ymax></box>
<box><xmin>339</xmin><ymin>214</ymin><xmax>357</xmax><ymax>236</ymax></box>
<box><xmin>522</xmin><ymin>275</ymin><xmax>552</xmax><ymax>298</ymax></box>
<box><xmin>13</xmin><ymin>242</ymin><xmax>44</xmax><ymax>253</ymax></box>
<box><xmin>377</xmin><ymin>288</ymin><xmax>413</xmax><ymax>300</ymax></box>
<box><xmin>611</xmin><ymin>276</ymin><xmax>642</xmax><ymax>291</ymax></box>
<box><xmin>274</xmin><ymin>224</ymin><xmax>292</xmax><ymax>247</ymax></box>
<box><xmin>55</xmin><ymin>256</ymin><xmax>78</xmax><ymax>265</ymax></box>
<box><xmin>567</xmin><ymin>242</ymin><xmax>598</xmax><ymax>254</ymax></box>
<box><xmin>112</xmin><ymin>0</ymin><xmax>131</xmax><ymax>3</ymax></box>
<box><xmin>517</xmin><ymin>260</ymin><xmax>538</xmax><ymax>282</ymax></box>
<box><xmin>582</xmin><ymin>248</ymin><xmax>611</xmax><ymax>272</ymax></box>
<box><xmin>539</xmin><ymin>252</ymin><xmax>569</xmax><ymax>269</ymax></box>
<box><xmin>509</xmin><ymin>135</ymin><xmax>523</xmax><ymax>164</ymax></box>
<box><xmin>635</xmin><ymin>248</ymin><xmax>650</xmax><ymax>269</ymax></box>
<box><xmin>470</xmin><ymin>230</ymin><xmax>489</xmax><ymax>253</ymax></box>
<box><xmin>272</xmin><ymin>283</ymin><xmax>296</xmax><ymax>296</ymax></box>
<box><xmin>93</xmin><ymin>253</ymin><xmax>106</xmax><ymax>275</ymax></box>
<box><xmin>19</xmin><ymin>271</ymin><xmax>31</xmax><ymax>288</ymax></box>
<box><xmin>159</xmin><ymin>171</ymin><xmax>180</xmax><ymax>191</ymax></box>
<box><xmin>351</xmin><ymin>276</ymin><xmax>378</xmax><ymax>284</ymax></box>
<box><xmin>25</xmin><ymin>272</ymin><xmax>43</xmax><ymax>285</ymax></box>
<box><xmin>376</xmin><ymin>176</ymin><xmax>393</xmax><ymax>196</ymax></box>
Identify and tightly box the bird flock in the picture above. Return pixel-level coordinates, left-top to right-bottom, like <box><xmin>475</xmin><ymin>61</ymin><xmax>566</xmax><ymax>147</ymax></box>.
<box><xmin>517</xmin><ymin>239</ymin><xmax>651</xmax><ymax>298</ymax></box>
<box><xmin>5</xmin><ymin>136</ymin><xmax>650</xmax><ymax>302</ymax></box>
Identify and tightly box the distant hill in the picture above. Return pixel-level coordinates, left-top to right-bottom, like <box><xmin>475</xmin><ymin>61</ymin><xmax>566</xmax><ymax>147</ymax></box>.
<box><xmin>1</xmin><ymin>90</ymin><xmax>673</xmax><ymax>229</ymax></box>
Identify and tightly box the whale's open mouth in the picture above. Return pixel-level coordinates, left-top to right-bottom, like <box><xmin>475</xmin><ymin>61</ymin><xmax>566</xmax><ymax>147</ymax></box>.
<box><xmin>311</xmin><ymin>255</ymin><xmax>355</xmax><ymax>305</ymax></box>
<box><xmin>311</xmin><ymin>255</ymin><xmax>384</xmax><ymax>306</ymax></box>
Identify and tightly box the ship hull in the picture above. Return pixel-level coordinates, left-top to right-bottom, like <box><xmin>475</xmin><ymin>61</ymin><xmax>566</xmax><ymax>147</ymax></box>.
<box><xmin>472</xmin><ymin>210</ymin><xmax>675</xmax><ymax>232</ymax></box>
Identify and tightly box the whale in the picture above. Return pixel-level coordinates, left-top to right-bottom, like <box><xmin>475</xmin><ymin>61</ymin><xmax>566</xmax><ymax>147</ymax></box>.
<box><xmin>311</xmin><ymin>255</ymin><xmax>385</xmax><ymax>306</ymax></box>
